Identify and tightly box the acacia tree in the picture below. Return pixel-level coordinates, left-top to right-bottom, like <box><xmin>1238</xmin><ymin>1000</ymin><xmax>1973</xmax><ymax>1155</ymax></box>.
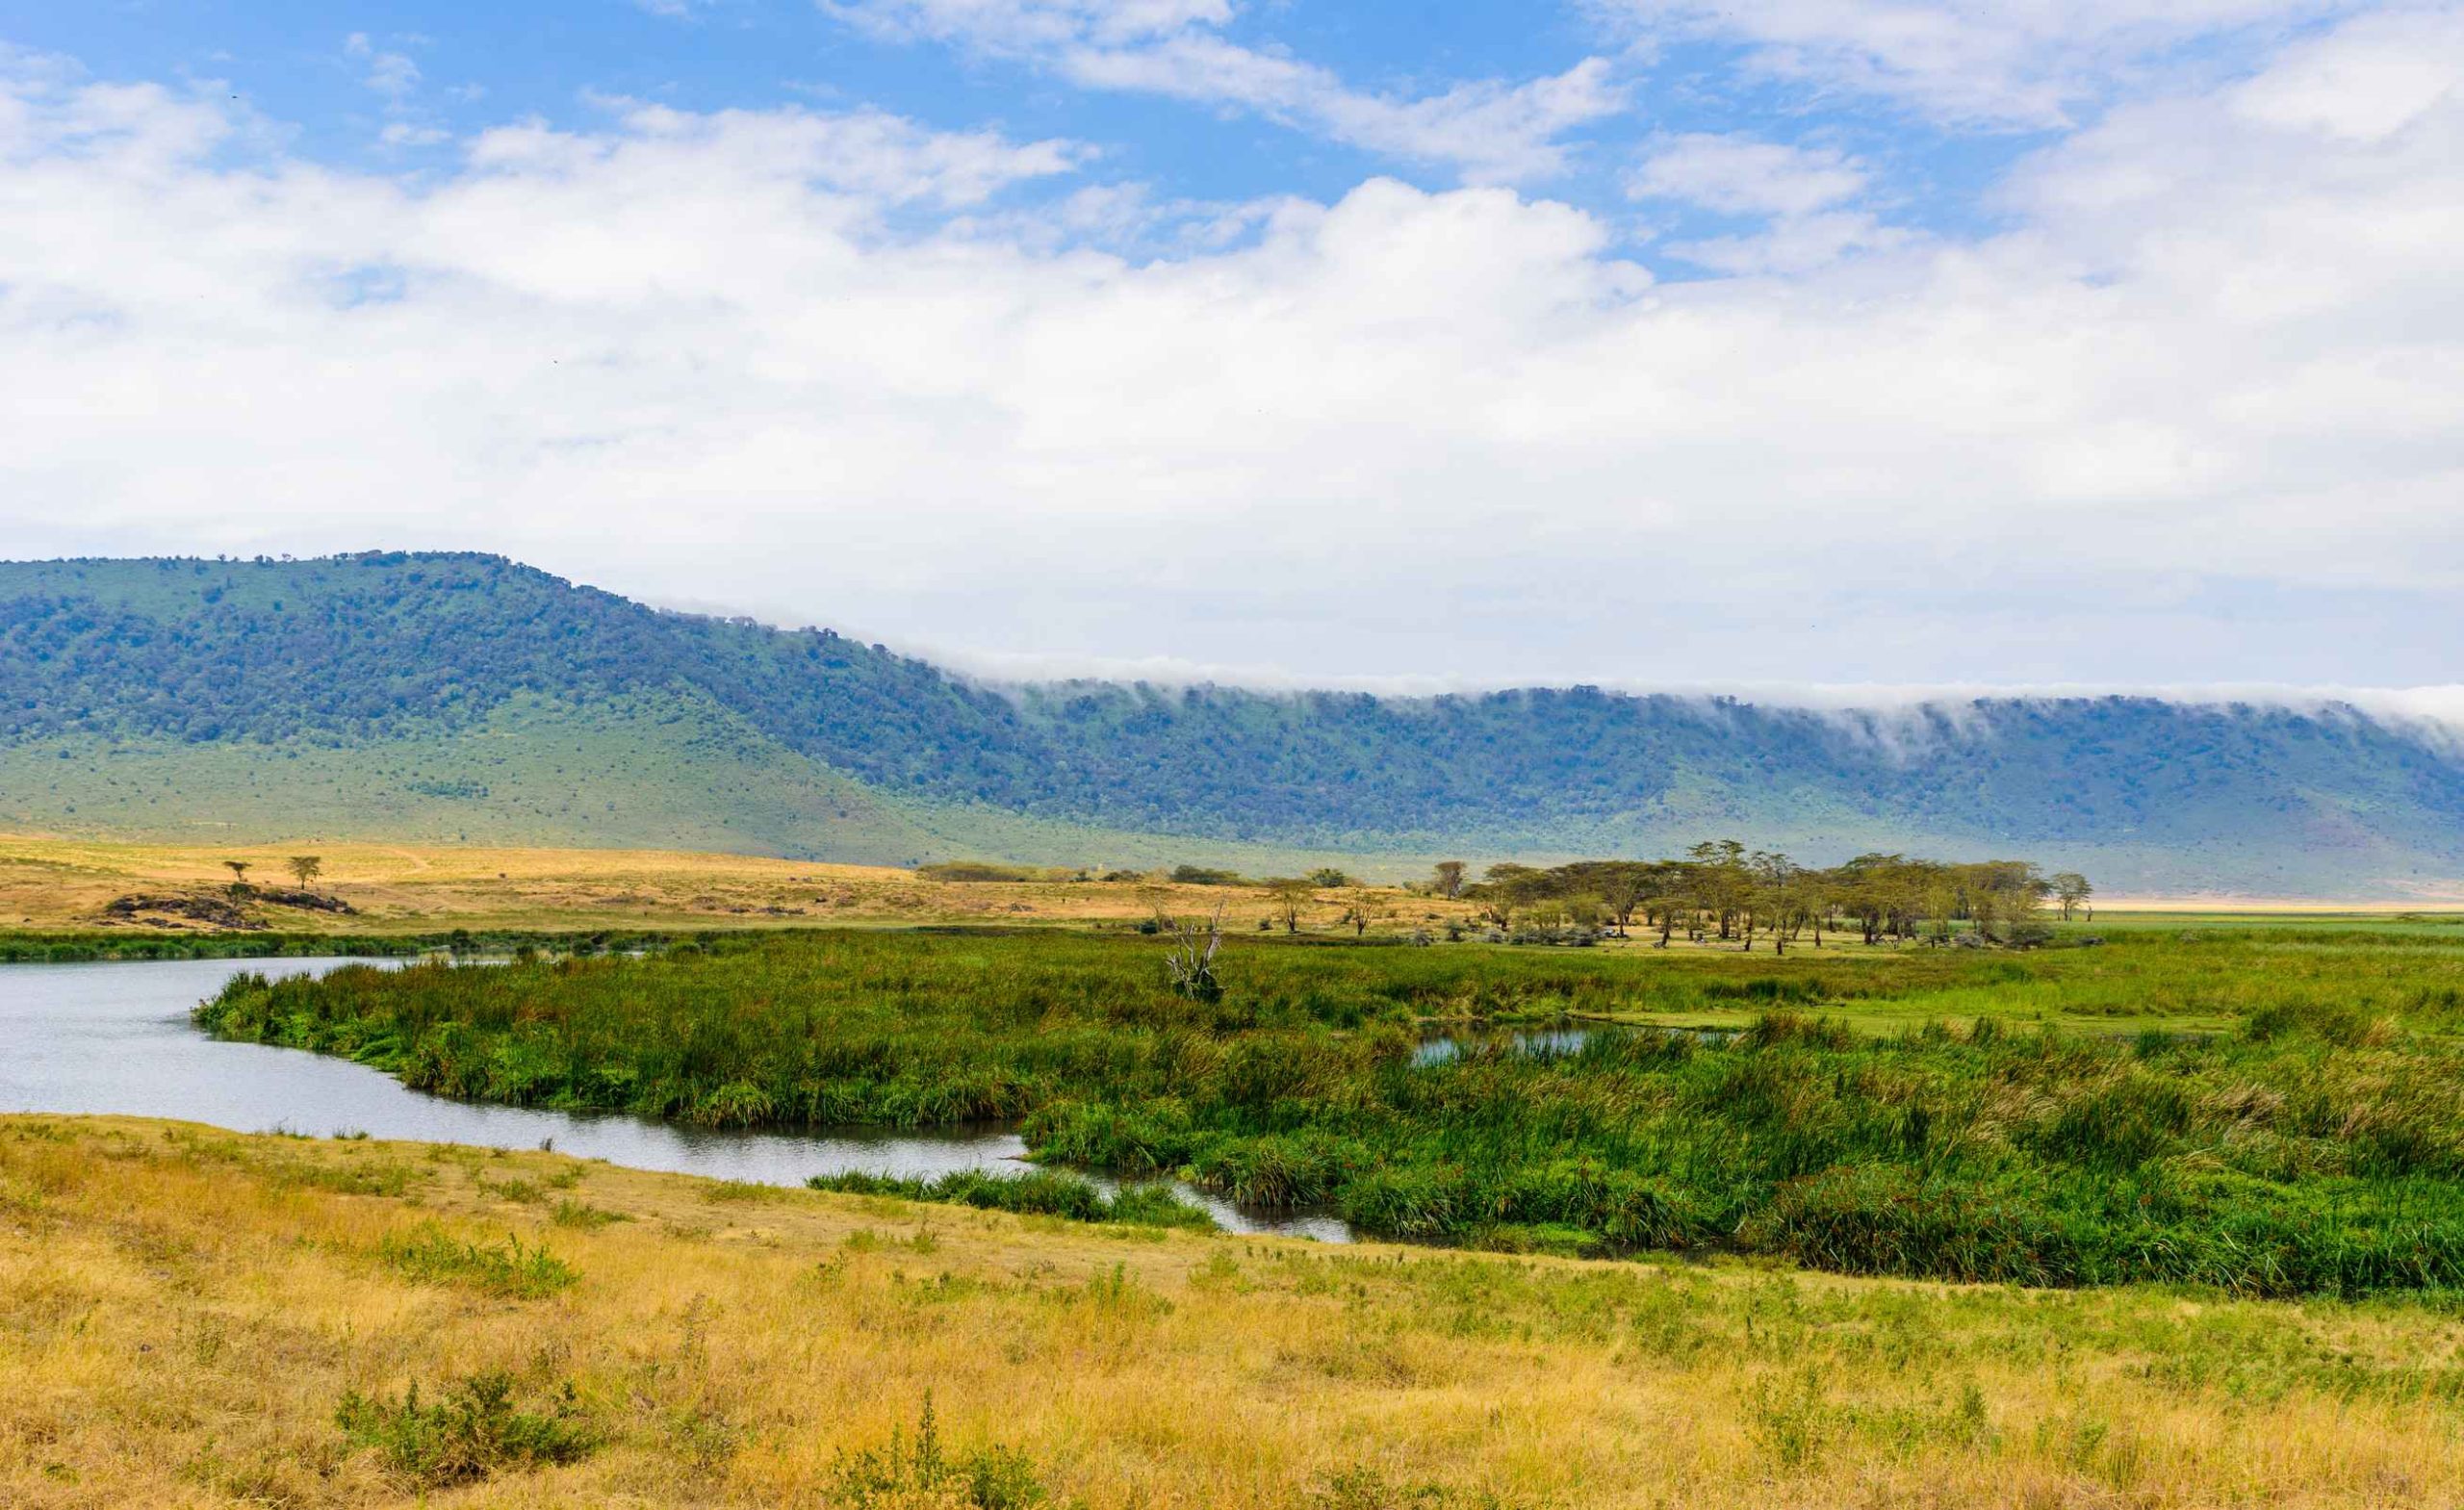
<box><xmin>1560</xmin><ymin>860</ymin><xmax>1651</xmax><ymax>937</ymax></box>
<box><xmin>1341</xmin><ymin>889</ymin><xmax>1393</xmax><ymax>937</ymax></box>
<box><xmin>2051</xmin><ymin>871</ymin><xmax>2093</xmax><ymax>921</ymax></box>
<box><xmin>1261</xmin><ymin>879</ymin><xmax>1314</xmax><ymax>934</ymax></box>
<box><xmin>1431</xmin><ymin>860</ymin><xmax>1467</xmax><ymax>899</ymax></box>
<box><xmin>1655</xmin><ymin>865</ymin><xmax>1688</xmax><ymax>947</ymax></box>
<box><xmin>287</xmin><ymin>856</ymin><xmax>324</xmax><ymax>890</ymax></box>
<box><xmin>221</xmin><ymin>859</ymin><xmax>252</xmax><ymax>896</ymax></box>
<box><xmin>1748</xmin><ymin>851</ymin><xmax>1798</xmax><ymax>953</ymax></box>
<box><xmin>1468</xmin><ymin>863</ymin><xmax>1546</xmax><ymax>932</ymax></box>
<box><xmin>1687</xmin><ymin>841</ymin><xmax>1752</xmax><ymax>940</ymax></box>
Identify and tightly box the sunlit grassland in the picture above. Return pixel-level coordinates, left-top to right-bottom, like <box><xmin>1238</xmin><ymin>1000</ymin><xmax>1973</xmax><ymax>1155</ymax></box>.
<box><xmin>0</xmin><ymin>830</ymin><xmax>1459</xmax><ymax>937</ymax></box>
<box><xmin>7</xmin><ymin>1115</ymin><xmax>2464</xmax><ymax>1509</ymax></box>
<box><xmin>196</xmin><ymin>927</ymin><xmax>2464</xmax><ymax>1292</ymax></box>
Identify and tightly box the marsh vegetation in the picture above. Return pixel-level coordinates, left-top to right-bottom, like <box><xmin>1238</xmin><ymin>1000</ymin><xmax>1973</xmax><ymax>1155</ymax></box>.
<box><xmin>194</xmin><ymin>925</ymin><xmax>2464</xmax><ymax>1293</ymax></box>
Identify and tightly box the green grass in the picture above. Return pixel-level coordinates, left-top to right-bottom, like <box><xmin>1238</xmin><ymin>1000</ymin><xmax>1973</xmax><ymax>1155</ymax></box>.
<box><xmin>373</xmin><ymin>1223</ymin><xmax>578</xmax><ymax>1298</ymax></box>
<box><xmin>195</xmin><ymin>927</ymin><xmax>2464</xmax><ymax>1293</ymax></box>
<box><xmin>807</xmin><ymin>1168</ymin><xmax>1217</xmax><ymax>1229</ymax></box>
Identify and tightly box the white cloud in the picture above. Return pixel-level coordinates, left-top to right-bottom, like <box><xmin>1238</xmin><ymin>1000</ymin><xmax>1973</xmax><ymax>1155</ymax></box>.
<box><xmin>2230</xmin><ymin>4</ymin><xmax>2463</xmax><ymax>139</ymax></box>
<box><xmin>343</xmin><ymin>31</ymin><xmax>450</xmax><ymax>149</ymax></box>
<box><xmin>378</xmin><ymin>121</ymin><xmax>450</xmax><ymax>148</ymax></box>
<box><xmin>1630</xmin><ymin>132</ymin><xmax>1866</xmax><ymax>216</ymax></box>
<box><xmin>344</xmin><ymin>32</ymin><xmax>423</xmax><ymax>105</ymax></box>
<box><xmin>830</xmin><ymin>0</ymin><xmax>1234</xmax><ymax>48</ymax></box>
<box><xmin>3</xmin><ymin>9</ymin><xmax>2463</xmax><ymax>688</ymax></box>
<box><xmin>1593</xmin><ymin>0</ymin><xmax>2361</xmax><ymax>124</ymax></box>
<box><xmin>1666</xmin><ymin>208</ymin><xmax>1909</xmax><ymax>273</ymax></box>
<box><xmin>1629</xmin><ymin>134</ymin><xmax>1902</xmax><ymax>272</ymax></box>
<box><xmin>827</xmin><ymin>0</ymin><xmax>1624</xmax><ymax>181</ymax></box>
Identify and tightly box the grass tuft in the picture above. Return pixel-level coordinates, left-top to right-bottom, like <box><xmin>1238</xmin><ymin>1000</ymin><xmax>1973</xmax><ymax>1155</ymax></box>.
<box><xmin>374</xmin><ymin>1223</ymin><xmax>578</xmax><ymax>1298</ymax></box>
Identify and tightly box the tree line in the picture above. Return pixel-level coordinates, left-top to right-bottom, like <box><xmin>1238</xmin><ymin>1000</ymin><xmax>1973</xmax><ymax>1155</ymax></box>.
<box><xmin>1431</xmin><ymin>845</ymin><xmax>2092</xmax><ymax>951</ymax></box>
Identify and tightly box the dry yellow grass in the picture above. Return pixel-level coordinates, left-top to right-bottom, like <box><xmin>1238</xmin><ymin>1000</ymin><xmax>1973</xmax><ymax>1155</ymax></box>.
<box><xmin>0</xmin><ymin>832</ymin><xmax>1457</xmax><ymax>936</ymax></box>
<box><xmin>5</xmin><ymin>1114</ymin><xmax>2461</xmax><ymax>1508</ymax></box>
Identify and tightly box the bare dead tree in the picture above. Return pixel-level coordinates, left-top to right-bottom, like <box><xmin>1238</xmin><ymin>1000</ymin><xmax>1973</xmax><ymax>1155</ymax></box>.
<box><xmin>1162</xmin><ymin>901</ymin><xmax>1227</xmax><ymax>1002</ymax></box>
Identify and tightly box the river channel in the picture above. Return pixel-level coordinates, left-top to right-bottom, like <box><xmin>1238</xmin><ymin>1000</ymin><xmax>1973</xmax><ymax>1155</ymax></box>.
<box><xmin>0</xmin><ymin>957</ymin><xmax>1352</xmax><ymax>1241</ymax></box>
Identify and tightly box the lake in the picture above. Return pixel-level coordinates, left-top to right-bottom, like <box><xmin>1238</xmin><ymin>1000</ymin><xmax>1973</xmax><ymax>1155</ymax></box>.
<box><xmin>0</xmin><ymin>956</ymin><xmax>1351</xmax><ymax>1241</ymax></box>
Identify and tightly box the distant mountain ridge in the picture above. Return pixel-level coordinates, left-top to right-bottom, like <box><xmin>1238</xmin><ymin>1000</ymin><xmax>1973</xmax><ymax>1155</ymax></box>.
<box><xmin>5</xmin><ymin>551</ymin><xmax>2462</xmax><ymax>896</ymax></box>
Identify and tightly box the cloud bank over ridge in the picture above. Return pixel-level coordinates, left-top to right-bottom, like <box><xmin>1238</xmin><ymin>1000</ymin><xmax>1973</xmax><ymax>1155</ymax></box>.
<box><xmin>2</xmin><ymin>6</ymin><xmax>2461</xmax><ymax>689</ymax></box>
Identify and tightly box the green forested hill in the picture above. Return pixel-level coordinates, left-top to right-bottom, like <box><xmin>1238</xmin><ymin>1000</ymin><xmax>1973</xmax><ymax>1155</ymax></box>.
<box><xmin>5</xmin><ymin>551</ymin><xmax>2462</xmax><ymax>894</ymax></box>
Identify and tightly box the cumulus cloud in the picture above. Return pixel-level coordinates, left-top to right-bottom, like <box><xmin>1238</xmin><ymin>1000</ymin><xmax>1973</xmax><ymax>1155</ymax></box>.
<box><xmin>1592</xmin><ymin>0</ymin><xmax>2362</xmax><ymax>125</ymax></box>
<box><xmin>827</xmin><ymin>0</ymin><xmax>1624</xmax><ymax>182</ymax></box>
<box><xmin>1</xmin><ymin>8</ymin><xmax>2462</xmax><ymax>689</ymax></box>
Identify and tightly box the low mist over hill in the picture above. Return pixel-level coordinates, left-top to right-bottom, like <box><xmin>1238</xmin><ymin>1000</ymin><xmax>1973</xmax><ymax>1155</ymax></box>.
<box><xmin>5</xmin><ymin>552</ymin><xmax>2461</xmax><ymax>896</ymax></box>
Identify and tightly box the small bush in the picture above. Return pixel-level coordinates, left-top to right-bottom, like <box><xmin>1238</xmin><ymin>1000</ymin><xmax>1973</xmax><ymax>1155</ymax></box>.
<box><xmin>1705</xmin><ymin>977</ymin><xmax>1820</xmax><ymax>1005</ymax></box>
<box><xmin>832</xmin><ymin>1395</ymin><xmax>1046</xmax><ymax>1510</ymax></box>
<box><xmin>808</xmin><ymin>1169</ymin><xmax>1215</xmax><ymax>1230</ymax></box>
<box><xmin>1737</xmin><ymin>1011</ymin><xmax>1853</xmax><ymax>1051</ymax></box>
<box><xmin>335</xmin><ymin>1372</ymin><xmax>596</xmax><ymax>1488</ymax></box>
<box><xmin>376</xmin><ymin>1224</ymin><xmax>578</xmax><ymax>1298</ymax></box>
<box><xmin>918</xmin><ymin>862</ymin><xmax>1047</xmax><ymax>883</ymax></box>
<box><xmin>1307</xmin><ymin>1465</ymin><xmax>1504</xmax><ymax>1508</ymax></box>
<box><xmin>2245</xmin><ymin>998</ymin><xmax>2371</xmax><ymax>1046</ymax></box>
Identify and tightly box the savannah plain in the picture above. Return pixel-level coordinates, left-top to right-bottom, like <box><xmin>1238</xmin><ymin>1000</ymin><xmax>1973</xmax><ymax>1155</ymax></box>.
<box><xmin>10</xmin><ymin>832</ymin><xmax>2464</xmax><ymax>1508</ymax></box>
<box><xmin>0</xmin><ymin>831</ymin><xmax>2447</xmax><ymax>937</ymax></box>
<box><xmin>0</xmin><ymin>833</ymin><xmax>1351</xmax><ymax>935</ymax></box>
<box><xmin>10</xmin><ymin>1114</ymin><xmax>2464</xmax><ymax>1510</ymax></box>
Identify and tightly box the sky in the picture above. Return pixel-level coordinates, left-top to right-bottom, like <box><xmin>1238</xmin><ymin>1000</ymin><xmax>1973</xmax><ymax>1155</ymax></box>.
<box><xmin>0</xmin><ymin>0</ymin><xmax>2458</xmax><ymax>690</ymax></box>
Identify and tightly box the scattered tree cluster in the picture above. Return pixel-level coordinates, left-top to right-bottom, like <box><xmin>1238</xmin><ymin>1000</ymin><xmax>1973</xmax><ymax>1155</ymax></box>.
<box><xmin>1446</xmin><ymin>845</ymin><xmax>2089</xmax><ymax>951</ymax></box>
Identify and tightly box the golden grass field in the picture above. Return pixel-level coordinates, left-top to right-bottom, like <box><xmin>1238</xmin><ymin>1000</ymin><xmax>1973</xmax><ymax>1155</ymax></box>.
<box><xmin>6</xmin><ymin>1114</ymin><xmax>2462</xmax><ymax>1509</ymax></box>
<box><xmin>10</xmin><ymin>830</ymin><xmax>2450</xmax><ymax>948</ymax></box>
<box><xmin>0</xmin><ymin>832</ymin><xmax>1457</xmax><ymax>936</ymax></box>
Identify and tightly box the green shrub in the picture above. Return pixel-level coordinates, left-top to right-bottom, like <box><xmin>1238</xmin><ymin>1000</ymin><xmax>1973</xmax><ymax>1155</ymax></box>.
<box><xmin>808</xmin><ymin>1168</ymin><xmax>1215</xmax><ymax>1230</ymax></box>
<box><xmin>376</xmin><ymin>1223</ymin><xmax>578</xmax><ymax>1298</ymax></box>
<box><xmin>335</xmin><ymin>1371</ymin><xmax>595</xmax><ymax>1488</ymax></box>
<box><xmin>918</xmin><ymin>861</ymin><xmax>1045</xmax><ymax>883</ymax></box>
<box><xmin>831</xmin><ymin>1395</ymin><xmax>1046</xmax><ymax>1510</ymax></box>
<box><xmin>550</xmin><ymin>1199</ymin><xmax>625</xmax><ymax>1229</ymax></box>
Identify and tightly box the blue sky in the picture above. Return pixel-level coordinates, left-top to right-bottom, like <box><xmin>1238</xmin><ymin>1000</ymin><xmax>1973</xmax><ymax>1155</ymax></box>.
<box><xmin>1</xmin><ymin>1</ymin><xmax>2459</xmax><ymax>689</ymax></box>
<box><xmin>0</xmin><ymin>1</ymin><xmax>2080</xmax><ymax>265</ymax></box>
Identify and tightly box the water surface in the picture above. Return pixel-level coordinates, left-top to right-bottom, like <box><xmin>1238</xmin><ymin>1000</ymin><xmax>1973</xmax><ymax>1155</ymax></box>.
<box><xmin>0</xmin><ymin>957</ymin><xmax>1349</xmax><ymax>1241</ymax></box>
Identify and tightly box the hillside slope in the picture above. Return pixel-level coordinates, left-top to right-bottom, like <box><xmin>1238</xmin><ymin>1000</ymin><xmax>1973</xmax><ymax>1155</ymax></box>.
<box><xmin>5</xmin><ymin>552</ymin><xmax>2462</xmax><ymax>893</ymax></box>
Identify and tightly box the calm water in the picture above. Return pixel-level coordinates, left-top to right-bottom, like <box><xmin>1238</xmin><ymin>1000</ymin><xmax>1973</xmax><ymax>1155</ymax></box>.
<box><xmin>1411</xmin><ymin>1027</ymin><xmax>1602</xmax><ymax>1066</ymax></box>
<box><xmin>1411</xmin><ymin>1022</ymin><xmax>1740</xmax><ymax>1066</ymax></box>
<box><xmin>0</xmin><ymin>957</ymin><xmax>1349</xmax><ymax>1241</ymax></box>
